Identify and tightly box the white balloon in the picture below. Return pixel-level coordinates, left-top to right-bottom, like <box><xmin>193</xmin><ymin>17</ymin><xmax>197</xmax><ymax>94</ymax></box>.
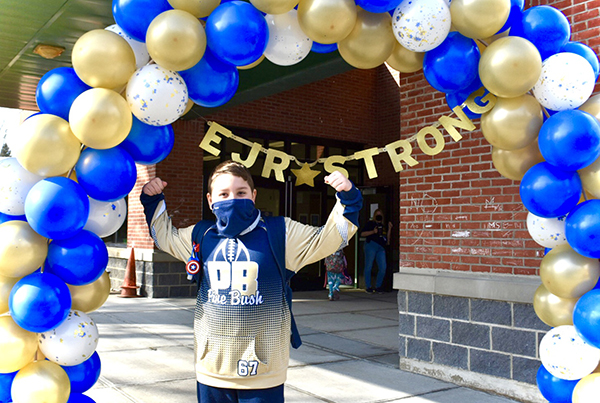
<box><xmin>38</xmin><ymin>310</ymin><xmax>99</xmax><ymax>366</ymax></box>
<box><xmin>83</xmin><ymin>197</ymin><xmax>127</xmax><ymax>238</ymax></box>
<box><xmin>0</xmin><ymin>157</ymin><xmax>44</xmax><ymax>216</ymax></box>
<box><xmin>392</xmin><ymin>0</ymin><xmax>451</xmax><ymax>52</ymax></box>
<box><xmin>526</xmin><ymin>212</ymin><xmax>568</xmax><ymax>248</ymax></box>
<box><xmin>533</xmin><ymin>52</ymin><xmax>596</xmax><ymax>112</ymax></box>
<box><xmin>264</xmin><ymin>9</ymin><xmax>313</xmax><ymax>66</ymax></box>
<box><xmin>105</xmin><ymin>24</ymin><xmax>151</xmax><ymax>70</ymax></box>
<box><xmin>540</xmin><ymin>325</ymin><xmax>600</xmax><ymax>380</ymax></box>
<box><xmin>126</xmin><ymin>64</ymin><xmax>188</xmax><ymax>126</ymax></box>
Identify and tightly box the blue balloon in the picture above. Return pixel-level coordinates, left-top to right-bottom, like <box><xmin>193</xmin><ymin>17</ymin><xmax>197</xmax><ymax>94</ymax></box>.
<box><xmin>0</xmin><ymin>211</ymin><xmax>26</xmax><ymax>224</ymax></box>
<box><xmin>497</xmin><ymin>0</ymin><xmax>525</xmax><ymax>33</ymax></box>
<box><xmin>75</xmin><ymin>147</ymin><xmax>137</xmax><ymax>202</ymax></box>
<box><xmin>538</xmin><ymin>110</ymin><xmax>600</xmax><ymax>171</ymax></box>
<box><xmin>423</xmin><ymin>32</ymin><xmax>480</xmax><ymax>93</ymax></box>
<box><xmin>519</xmin><ymin>162</ymin><xmax>582</xmax><ymax>218</ymax></box>
<box><xmin>120</xmin><ymin>117</ymin><xmax>174</xmax><ymax>165</ymax></box>
<box><xmin>9</xmin><ymin>272</ymin><xmax>71</xmax><ymax>333</ymax></box>
<box><xmin>544</xmin><ymin>247</ymin><xmax>552</xmax><ymax>255</ymax></box>
<box><xmin>67</xmin><ymin>394</ymin><xmax>96</xmax><ymax>403</ymax></box>
<box><xmin>62</xmin><ymin>352</ymin><xmax>102</xmax><ymax>393</ymax></box>
<box><xmin>311</xmin><ymin>42</ymin><xmax>338</xmax><ymax>54</ymax></box>
<box><xmin>46</xmin><ymin>230</ymin><xmax>108</xmax><ymax>286</ymax></box>
<box><xmin>510</xmin><ymin>5</ymin><xmax>571</xmax><ymax>60</ymax></box>
<box><xmin>562</xmin><ymin>41</ymin><xmax>600</xmax><ymax>80</ymax></box>
<box><xmin>180</xmin><ymin>50</ymin><xmax>239</xmax><ymax>108</ymax></box>
<box><xmin>573</xmin><ymin>289</ymin><xmax>600</xmax><ymax>348</ymax></box>
<box><xmin>36</xmin><ymin>67</ymin><xmax>92</xmax><ymax>121</ymax></box>
<box><xmin>445</xmin><ymin>76</ymin><xmax>488</xmax><ymax>120</ymax></box>
<box><xmin>565</xmin><ymin>199</ymin><xmax>600</xmax><ymax>258</ymax></box>
<box><xmin>0</xmin><ymin>371</ymin><xmax>17</xmax><ymax>403</ymax></box>
<box><xmin>536</xmin><ymin>365</ymin><xmax>578</xmax><ymax>403</ymax></box>
<box><xmin>205</xmin><ymin>1</ymin><xmax>268</xmax><ymax>66</ymax></box>
<box><xmin>355</xmin><ymin>0</ymin><xmax>402</xmax><ymax>13</ymax></box>
<box><xmin>24</xmin><ymin>177</ymin><xmax>90</xmax><ymax>240</ymax></box>
<box><xmin>112</xmin><ymin>0</ymin><xmax>172</xmax><ymax>42</ymax></box>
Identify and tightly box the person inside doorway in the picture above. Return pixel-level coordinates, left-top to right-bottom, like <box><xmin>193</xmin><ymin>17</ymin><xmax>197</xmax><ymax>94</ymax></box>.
<box><xmin>360</xmin><ymin>209</ymin><xmax>392</xmax><ymax>294</ymax></box>
<box><xmin>140</xmin><ymin>160</ymin><xmax>362</xmax><ymax>403</ymax></box>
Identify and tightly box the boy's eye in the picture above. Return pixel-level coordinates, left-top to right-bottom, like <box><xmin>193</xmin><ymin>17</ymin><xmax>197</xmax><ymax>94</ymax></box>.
<box><xmin>219</xmin><ymin>192</ymin><xmax>228</xmax><ymax>197</ymax></box>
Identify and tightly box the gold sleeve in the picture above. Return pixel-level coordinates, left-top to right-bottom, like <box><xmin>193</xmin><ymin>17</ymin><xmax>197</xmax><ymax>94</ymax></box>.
<box><xmin>284</xmin><ymin>199</ymin><xmax>358</xmax><ymax>272</ymax></box>
<box><xmin>148</xmin><ymin>200</ymin><xmax>195</xmax><ymax>263</ymax></box>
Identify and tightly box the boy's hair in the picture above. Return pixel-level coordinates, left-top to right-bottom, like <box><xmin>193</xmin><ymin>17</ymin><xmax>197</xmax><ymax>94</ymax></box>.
<box><xmin>207</xmin><ymin>160</ymin><xmax>255</xmax><ymax>193</ymax></box>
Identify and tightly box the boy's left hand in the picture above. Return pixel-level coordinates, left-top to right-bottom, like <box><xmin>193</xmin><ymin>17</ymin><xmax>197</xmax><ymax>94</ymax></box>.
<box><xmin>324</xmin><ymin>171</ymin><xmax>352</xmax><ymax>192</ymax></box>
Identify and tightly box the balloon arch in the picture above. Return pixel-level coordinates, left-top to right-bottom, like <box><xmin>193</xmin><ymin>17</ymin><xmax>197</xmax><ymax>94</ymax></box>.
<box><xmin>2</xmin><ymin>0</ymin><xmax>600</xmax><ymax>401</ymax></box>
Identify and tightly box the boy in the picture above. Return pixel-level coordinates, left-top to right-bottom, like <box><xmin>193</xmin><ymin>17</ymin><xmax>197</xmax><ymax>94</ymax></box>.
<box><xmin>140</xmin><ymin>160</ymin><xmax>362</xmax><ymax>403</ymax></box>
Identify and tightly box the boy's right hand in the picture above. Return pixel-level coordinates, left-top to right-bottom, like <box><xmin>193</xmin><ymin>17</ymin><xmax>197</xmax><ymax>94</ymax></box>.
<box><xmin>142</xmin><ymin>177</ymin><xmax>168</xmax><ymax>196</ymax></box>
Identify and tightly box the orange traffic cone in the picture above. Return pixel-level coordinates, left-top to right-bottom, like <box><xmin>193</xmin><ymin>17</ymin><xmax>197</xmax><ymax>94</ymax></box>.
<box><xmin>120</xmin><ymin>247</ymin><xmax>140</xmax><ymax>298</ymax></box>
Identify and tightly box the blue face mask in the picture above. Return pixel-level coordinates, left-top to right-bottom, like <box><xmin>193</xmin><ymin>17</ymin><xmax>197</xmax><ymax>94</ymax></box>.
<box><xmin>212</xmin><ymin>198</ymin><xmax>259</xmax><ymax>238</ymax></box>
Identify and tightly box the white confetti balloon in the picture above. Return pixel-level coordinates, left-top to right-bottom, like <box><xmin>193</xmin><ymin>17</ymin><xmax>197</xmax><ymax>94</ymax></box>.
<box><xmin>83</xmin><ymin>197</ymin><xmax>127</xmax><ymax>238</ymax></box>
<box><xmin>105</xmin><ymin>24</ymin><xmax>151</xmax><ymax>69</ymax></box>
<box><xmin>392</xmin><ymin>0</ymin><xmax>451</xmax><ymax>52</ymax></box>
<box><xmin>264</xmin><ymin>9</ymin><xmax>313</xmax><ymax>67</ymax></box>
<box><xmin>526</xmin><ymin>212</ymin><xmax>568</xmax><ymax>248</ymax></box>
<box><xmin>126</xmin><ymin>64</ymin><xmax>188</xmax><ymax>126</ymax></box>
<box><xmin>540</xmin><ymin>325</ymin><xmax>600</xmax><ymax>380</ymax></box>
<box><xmin>533</xmin><ymin>52</ymin><xmax>595</xmax><ymax>112</ymax></box>
<box><xmin>38</xmin><ymin>310</ymin><xmax>99</xmax><ymax>366</ymax></box>
<box><xmin>0</xmin><ymin>157</ymin><xmax>44</xmax><ymax>216</ymax></box>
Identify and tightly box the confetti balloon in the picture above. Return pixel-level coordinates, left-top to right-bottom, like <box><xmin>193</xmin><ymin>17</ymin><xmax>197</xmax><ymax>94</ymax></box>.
<box><xmin>83</xmin><ymin>197</ymin><xmax>127</xmax><ymax>238</ymax></box>
<box><xmin>0</xmin><ymin>157</ymin><xmax>44</xmax><ymax>216</ymax></box>
<box><xmin>105</xmin><ymin>24</ymin><xmax>150</xmax><ymax>69</ymax></box>
<box><xmin>533</xmin><ymin>52</ymin><xmax>596</xmax><ymax>111</ymax></box>
<box><xmin>392</xmin><ymin>0</ymin><xmax>451</xmax><ymax>52</ymax></box>
<box><xmin>38</xmin><ymin>310</ymin><xmax>99</xmax><ymax>366</ymax></box>
<box><xmin>264</xmin><ymin>9</ymin><xmax>313</xmax><ymax>66</ymax></box>
<box><xmin>526</xmin><ymin>212</ymin><xmax>567</xmax><ymax>248</ymax></box>
<box><xmin>126</xmin><ymin>64</ymin><xmax>188</xmax><ymax>126</ymax></box>
<box><xmin>539</xmin><ymin>325</ymin><xmax>600</xmax><ymax>380</ymax></box>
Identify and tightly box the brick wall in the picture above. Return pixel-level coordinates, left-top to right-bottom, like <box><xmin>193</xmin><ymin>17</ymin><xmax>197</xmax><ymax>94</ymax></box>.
<box><xmin>399</xmin><ymin>0</ymin><xmax>600</xmax><ymax>276</ymax></box>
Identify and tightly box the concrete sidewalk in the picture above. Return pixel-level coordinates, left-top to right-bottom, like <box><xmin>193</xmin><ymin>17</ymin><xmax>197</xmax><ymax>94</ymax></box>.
<box><xmin>86</xmin><ymin>289</ymin><xmax>520</xmax><ymax>403</ymax></box>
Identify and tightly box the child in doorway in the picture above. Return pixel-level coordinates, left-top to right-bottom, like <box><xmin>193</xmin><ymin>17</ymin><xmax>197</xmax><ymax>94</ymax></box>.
<box><xmin>140</xmin><ymin>160</ymin><xmax>362</xmax><ymax>403</ymax></box>
<box><xmin>324</xmin><ymin>249</ymin><xmax>347</xmax><ymax>301</ymax></box>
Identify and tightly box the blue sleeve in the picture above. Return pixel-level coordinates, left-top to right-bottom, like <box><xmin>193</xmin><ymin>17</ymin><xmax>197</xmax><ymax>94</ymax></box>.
<box><xmin>337</xmin><ymin>184</ymin><xmax>362</xmax><ymax>227</ymax></box>
<box><xmin>140</xmin><ymin>192</ymin><xmax>165</xmax><ymax>236</ymax></box>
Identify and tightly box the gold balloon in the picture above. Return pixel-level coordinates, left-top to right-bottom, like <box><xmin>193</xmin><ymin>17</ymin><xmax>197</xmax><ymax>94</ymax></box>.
<box><xmin>72</xmin><ymin>29</ymin><xmax>136</xmax><ymax>89</ymax></box>
<box><xmin>69</xmin><ymin>88</ymin><xmax>133</xmax><ymax>149</ymax></box>
<box><xmin>386</xmin><ymin>41</ymin><xmax>424</xmax><ymax>73</ymax></box>
<box><xmin>450</xmin><ymin>0</ymin><xmax>511</xmax><ymax>39</ymax></box>
<box><xmin>0</xmin><ymin>273</ymin><xmax>19</xmax><ymax>314</ymax></box>
<box><xmin>297</xmin><ymin>0</ymin><xmax>357</xmax><ymax>44</ymax></box>
<box><xmin>250</xmin><ymin>0</ymin><xmax>299</xmax><ymax>15</ymax></box>
<box><xmin>68</xmin><ymin>271</ymin><xmax>111</xmax><ymax>313</ymax></box>
<box><xmin>13</xmin><ymin>114</ymin><xmax>81</xmax><ymax>177</ymax></box>
<box><xmin>491</xmin><ymin>140</ymin><xmax>544</xmax><ymax>181</ymax></box>
<box><xmin>479</xmin><ymin>36</ymin><xmax>542</xmax><ymax>98</ymax></box>
<box><xmin>0</xmin><ymin>316</ymin><xmax>37</xmax><ymax>373</ymax></box>
<box><xmin>573</xmin><ymin>373</ymin><xmax>600</xmax><ymax>403</ymax></box>
<box><xmin>168</xmin><ymin>0</ymin><xmax>219</xmax><ymax>18</ymax></box>
<box><xmin>146</xmin><ymin>10</ymin><xmax>206</xmax><ymax>72</ymax></box>
<box><xmin>533</xmin><ymin>283</ymin><xmax>578</xmax><ymax>327</ymax></box>
<box><xmin>238</xmin><ymin>54</ymin><xmax>265</xmax><ymax>70</ymax></box>
<box><xmin>11</xmin><ymin>360</ymin><xmax>70</xmax><ymax>403</ymax></box>
<box><xmin>481</xmin><ymin>94</ymin><xmax>543</xmax><ymax>150</ymax></box>
<box><xmin>338</xmin><ymin>9</ymin><xmax>395</xmax><ymax>70</ymax></box>
<box><xmin>540</xmin><ymin>243</ymin><xmax>600</xmax><ymax>299</ymax></box>
<box><xmin>0</xmin><ymin>221</ymin><xmax>48</xmax><ymax>278</ymax></box>
<box><xmin>579</xmin><ymin>155</ymin><xmax>600</xmax><ymax>199</ymax></box>
<box><xmin>580</xmin><ymin>94</ymin><xmax>600</xmax><ymax>120</ymax></box>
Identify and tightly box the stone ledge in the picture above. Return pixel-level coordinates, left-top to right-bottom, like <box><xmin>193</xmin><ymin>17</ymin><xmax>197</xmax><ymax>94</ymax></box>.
<box><xmin>393</xmin><ymin>268</ymin><xmax>540</xmax><ymax>304</ymax></box>
<box><xmin>107</xmin><ymin>247</ymin><xmax>180</xmax><ymax>263</ymax></box>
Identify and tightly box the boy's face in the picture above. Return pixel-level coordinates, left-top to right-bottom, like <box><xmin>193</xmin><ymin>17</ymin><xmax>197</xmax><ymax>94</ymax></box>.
<box><xmin>206</xmin><ymin>173</ymin><xmax>257</xmax><ymax>209</ymax></box>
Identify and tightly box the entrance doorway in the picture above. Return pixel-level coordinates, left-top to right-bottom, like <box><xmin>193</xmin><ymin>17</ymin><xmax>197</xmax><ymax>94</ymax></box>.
<box><xmin>202</xmin><ymin>126</ymin><xmax>364</xmax><ymax>290</ymax></box>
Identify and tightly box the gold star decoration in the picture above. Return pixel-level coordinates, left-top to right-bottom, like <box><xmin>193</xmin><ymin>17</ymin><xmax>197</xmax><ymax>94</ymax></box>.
<box><xmin>291</xmin><ymin>163</ymin><xmax>322</xmax><ymax>187</ymax></box>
